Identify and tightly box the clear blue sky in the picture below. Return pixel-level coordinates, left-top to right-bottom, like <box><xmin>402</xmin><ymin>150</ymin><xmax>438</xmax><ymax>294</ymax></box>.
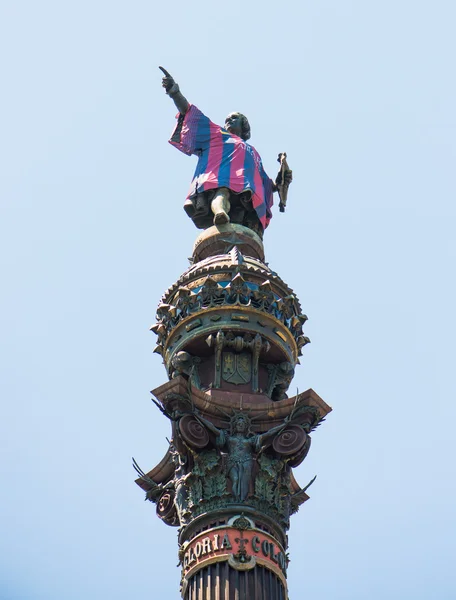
<box><xmin>1</xmin><ymin>1</ymin><xmax>455</xmax><ymax>599</ymax></box>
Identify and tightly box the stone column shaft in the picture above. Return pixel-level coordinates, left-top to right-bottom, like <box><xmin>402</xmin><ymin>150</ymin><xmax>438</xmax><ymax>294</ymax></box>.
<box><xmin>185</xmin><ymin>563</ymin><xmax>286</xmax><ymax>600</ymax></box>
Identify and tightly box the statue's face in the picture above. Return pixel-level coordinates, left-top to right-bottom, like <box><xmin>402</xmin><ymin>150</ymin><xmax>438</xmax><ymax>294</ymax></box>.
<box><xmin>225</xmin><ymin>112</ymin><xmax>244</xmax><ymax>138</ymax></box>
<box><xmin>234</xmin><ymin>417</ymin><xmax>247</xmax><ymax>433</ymax></box>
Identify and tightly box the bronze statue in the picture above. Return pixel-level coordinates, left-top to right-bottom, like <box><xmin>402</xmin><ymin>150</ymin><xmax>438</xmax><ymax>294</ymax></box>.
<box><xmin>160</xmin><ymin>67</ymin><xmax>292</xmax><ymax>236</ymax></box>
<box><xmin>195</xmin><ymin>411</ymin><xmax>290</xmax><ymax>502</ymax></box>
<box><xmin>133</xmin><ymin>446</ymin><xmax>191</xmax><ymax>526</ymax></box>
<box><xmin>170</xmin><ymin>445</ymin><xmax>191</xmax><ymax>525</ymax></box>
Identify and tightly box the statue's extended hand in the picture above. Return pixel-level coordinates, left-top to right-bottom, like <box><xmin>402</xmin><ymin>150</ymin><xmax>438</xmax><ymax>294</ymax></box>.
<box><xmin>159</xmin><ymin>66</ymin><xmax>179</xmax><ymax>95</ymax></box>
<box><xmin>159</xmin><ymin>66</ymin><xmax>189</xmax><ymax>114</ymax></box>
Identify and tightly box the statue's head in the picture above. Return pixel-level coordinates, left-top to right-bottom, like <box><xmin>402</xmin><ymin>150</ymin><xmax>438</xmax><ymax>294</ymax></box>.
<box><xmin>230</xmin><ymin>411</ymin><xmax>251</xmax><ymax>434</ymax></box>
<box><xmin>225</xmin><ymin>112</ymin><xmax>251</xmax><ymax>141</ymax></box>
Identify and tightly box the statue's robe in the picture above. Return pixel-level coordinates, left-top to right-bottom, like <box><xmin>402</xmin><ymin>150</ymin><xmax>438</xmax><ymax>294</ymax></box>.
<box><xmin>169</xmin><ymin>104</ymin><xmax>274</xmax><ymax>230</ymax></box>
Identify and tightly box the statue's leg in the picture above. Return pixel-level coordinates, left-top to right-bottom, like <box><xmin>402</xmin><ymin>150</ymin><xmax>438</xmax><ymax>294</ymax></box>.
<box><xmin>211</xmin><ymin>187</ymin><xmax>231</xmax><ymax>225</ymax></box>
<box><xmin>175</xmin><ymin>483</ymin><xmax>187</xmax><ymax>525</ymax></box>
<box><xmin>195</xmin><ymin>193</ymin><xmax>209</xmax><ymax>216</ymax></box>
<box><xmin>229</xmin><ymin>465</ymin><xmax>240</xmax><ymax>500</ymax></box>
<box><xmin>240</xmin><ymin>462</ymin><xmax>251</xmax><ymax>502</ymax></box>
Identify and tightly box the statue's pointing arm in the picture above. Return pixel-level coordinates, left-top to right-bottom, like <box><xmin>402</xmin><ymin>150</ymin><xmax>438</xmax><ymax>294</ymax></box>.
<box><xmin>160</xmin><ymin>66</ymin><xmax>190</xmax><ymax>115</ymax></box>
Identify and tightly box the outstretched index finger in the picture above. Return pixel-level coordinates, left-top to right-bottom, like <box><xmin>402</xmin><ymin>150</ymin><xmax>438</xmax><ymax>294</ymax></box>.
<box><xmin>159</xmin><ymin>66</ymin><xmax>172</xmax><ymax>77</ymax></box>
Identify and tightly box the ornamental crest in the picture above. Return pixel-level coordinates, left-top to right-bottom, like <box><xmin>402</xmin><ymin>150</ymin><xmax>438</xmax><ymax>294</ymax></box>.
<box><xmin>222</xmin><ymin>352</ymin><xmax>251</xmax><ymax>384</ymax></box>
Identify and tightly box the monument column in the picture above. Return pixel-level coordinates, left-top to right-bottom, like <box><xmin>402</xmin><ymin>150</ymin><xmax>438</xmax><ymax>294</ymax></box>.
<box><xmin>134</xmin><ymin>67</ymin><xmax>331</xmax><ymax>599</ymax></box>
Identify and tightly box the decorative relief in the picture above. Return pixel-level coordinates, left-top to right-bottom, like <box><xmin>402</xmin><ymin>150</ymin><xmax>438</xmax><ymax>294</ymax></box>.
<box><xmin>170</xmin><ymin>351</ymin><xmax>201</xmax><ymax>387</ymax></box>
<box><xmin>222</xmin><ymin>352</ymin><xmax>251</xmax><ymax>385</ymax></box>
<box><xmin>207</xmin><ymin>331</ymin><xmax>270</xmax><ymax>390</ymax></box>
<box><xmin>151</xmin><ymin>259</ymin><xmax>310</xmax><ymax>358</ymax></box>
<box><xmin>134</xmin><ymin>395</ymin><xmax>321</xmax><ymax>531</ymax></box>
<box><xmin>272</xmin><ymin>425</ymin><xmax>307</xmax><ymax>457</ymax></box>
<box><xmin>265</xmin><ymin>361</ymin><xmax>295</xmax><ymax>401</ymax></box>
<box><xmin>133</xmin><ymin>445</ymin><xmax>191</xmax><ymax>527</ymax></box>
<box><xmin>180</xmin><ymin>525</ymin><xmax>289</xmax><ymax>587</ymax></box>
<box><xmin>179</xmin><ymin>414</ymin><xmax>210</xmax><ymax>449</ymax></box>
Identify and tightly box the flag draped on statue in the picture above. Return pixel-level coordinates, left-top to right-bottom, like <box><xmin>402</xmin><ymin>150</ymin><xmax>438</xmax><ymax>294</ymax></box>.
<box><xmin>170</xmin><ymin>105</ymin><xmax>274</xmax><ymax>230</ymax></box>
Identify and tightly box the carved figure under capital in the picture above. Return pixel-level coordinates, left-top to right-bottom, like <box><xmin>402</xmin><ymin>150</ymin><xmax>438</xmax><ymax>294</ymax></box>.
<box><xmin>135</xmin><ymin>387</ymin><xmax>327</xmax><ymax>530</ymax></box>
<box><xmin>266</xmin><ymin>361</ymin><xmax>295</xmax><ymax>401</ymax></box>
<box><xmin>160</xmin><ymin>67</ymin><xmax>292</xmax><ymax>236</ymax></box>
<box><xmin>133</xmin><ymin>445</ymin><xmax>192</xmax><ymax>527</ymax></box>
<box><xmin>194</xmin><ymin>410</ymin><xmax>291</xmax><ymax>502</ymax></box>
<box><xmin>170</xmin><ymin>351</ymin><xmax>201</xmax><ymax>388</ymax></box>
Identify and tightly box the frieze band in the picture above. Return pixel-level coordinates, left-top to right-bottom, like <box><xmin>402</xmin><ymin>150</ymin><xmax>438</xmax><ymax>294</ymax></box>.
<box><xmin>181</xmin><ymin>523</ymin><xmax>288</xmax><ymax>594</ymax></box>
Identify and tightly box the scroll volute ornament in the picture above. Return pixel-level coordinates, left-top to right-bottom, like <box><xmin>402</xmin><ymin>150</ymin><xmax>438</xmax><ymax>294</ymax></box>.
<box><xmin>287</xmin><ymin>435</ymin><xmax>311</xmax><ymax>468</ymax></box>
<box><xmin>179</xmin><ymin>414</ymin><xmax>210</xmax><ymax>449</ymax></box>
<box><xmin>157</xmin><ymin>490</ymin><xmax>178</xmax><ymax>526</ymax></box>
<box><xmin>272</xmin><ymin>424</ymin><xmax>307</xmax><ymax>457</ymax></box>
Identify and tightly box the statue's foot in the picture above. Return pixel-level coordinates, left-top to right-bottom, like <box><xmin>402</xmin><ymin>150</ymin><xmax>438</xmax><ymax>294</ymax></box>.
<box><xmin>213</xmin><ymin>210</ymin><xmax>230</xmax><ymax>225</ymax></box>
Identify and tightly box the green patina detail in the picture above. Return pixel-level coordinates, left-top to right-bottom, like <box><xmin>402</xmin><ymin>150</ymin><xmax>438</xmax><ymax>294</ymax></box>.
<box><xmin>254</xmin><ymin>453</ymin><xmax>293</xmax><ymax>528</ymax></box>
<box><xmin>182</xmin><ymin>449</ymin><xmax>229</xmax><ymax>517</ymax></box>
<box><xmin>192</xmin><ymin>449</ymin><xmax>220</xmax><ymax>477</ymax></box>
<box><xmin>186</xmin><ymin>479</ymin><xmax>202</xmax><ymax>509</ymax></box>
<box><xmin>258</xmin><ymin>453</ymin><xmax>285</xmax><ymax>479</ymax></box>
<box><xmin>182</xmin><ymin>450</ymin><xmax>294</xmax><ymax>529</ymax></box>
<box><xmin>203</xmin><ymin>472</ymin><xmax>227</xmax><ymax>499</ymax></box>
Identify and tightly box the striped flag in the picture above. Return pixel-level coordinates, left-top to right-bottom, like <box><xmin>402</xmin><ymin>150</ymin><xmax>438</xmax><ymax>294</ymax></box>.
<box><xmin>170</xmin><ymin>105</ymin><xmax>274</xmax><ymax>230</ymax></box>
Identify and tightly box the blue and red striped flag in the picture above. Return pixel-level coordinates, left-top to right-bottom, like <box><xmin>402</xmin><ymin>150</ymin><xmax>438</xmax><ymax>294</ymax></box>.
<box><xmin>170</xmin><ymin>105</ymin><xmax>274</xmax><ymax>230</ymax></box>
